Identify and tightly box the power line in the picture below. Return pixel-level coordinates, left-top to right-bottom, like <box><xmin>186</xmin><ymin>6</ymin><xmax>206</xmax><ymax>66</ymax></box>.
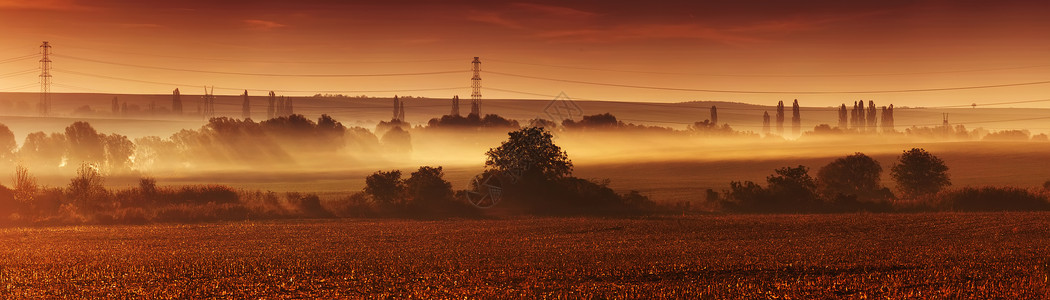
<box><xmin>0</xmin><ymin>54</ymin><xmax>37</xmax><ymax>64</ymax></box>
<box><xmin>53</xmin><ymin>68</ymin><xmax>469</xmax><ymax>94</ymax></box>
<box><xmin>487</xmin><ymin>71</ymin><xmax>1050</xmax><ymax>94</ymax></box>
<box><xmin>52</xmin><ymin>83</ymin><xmax>114</xmax><ymax>93</ymax></box>
<box><xmin>928</xmin><ymin>98</ymin><xmax>1050</xmax><ymax>108</ymax></box>
<box><xmin>62</xmin><ymin>45</ymin><xmax>462</xmax><ymax>64</ymax></box>
<box><xmin>54</xmin><ymin>54</ymin><xmax>468</xmax><ymax>77</ymax></box>
<box><xmin>489</xmin><ymin>58</ymin><xmax>1050</xmax><ymax>78</ymax></box>
<box><xmin>0</xmin><ymin>82</ymin><xmax>39</xmax><ymax>91</ymax></box>
<box><xmin>487</xmin><ymin>86</ymin><xmax>838</xmax><ymax>112</ymax></box>
<box><xmin>0</xmin><ymin>69</ymin><xmax>37</xmax><ymax>79</ymax></box>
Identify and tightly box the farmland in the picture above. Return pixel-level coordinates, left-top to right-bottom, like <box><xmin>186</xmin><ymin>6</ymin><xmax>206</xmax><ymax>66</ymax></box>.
<box><xmin>1</xmin><ymin>213</ymin><xmax>1046</xmax><ymax>298</ymax></box>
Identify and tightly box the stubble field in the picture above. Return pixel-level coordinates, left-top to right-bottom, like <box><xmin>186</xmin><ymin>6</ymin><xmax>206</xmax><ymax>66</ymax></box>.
<box><xmin>0</xmin><ymin>213</ymin><xmax>1047</xmax><ymax>298</ymax></box>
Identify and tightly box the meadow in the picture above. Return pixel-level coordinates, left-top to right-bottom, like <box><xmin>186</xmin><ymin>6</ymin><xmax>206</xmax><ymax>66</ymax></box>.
<box><xmin>0</xmin><ymin>213</ymin><xmax>1046</xmax><ymax>298</ymax></box>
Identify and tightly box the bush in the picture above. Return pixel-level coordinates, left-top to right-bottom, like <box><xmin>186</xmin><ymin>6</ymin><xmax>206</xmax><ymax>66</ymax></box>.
<box><xmin>284</xmin><ymin>193</ymin><xmax>330</xmax><ymax>218</ymax></box>
<box><xmin>364</xmin><ymin>170</ymin><xmax>404</xmax><ymax>206</ymax></box>
<box><xmin>935</xmin><ymin>187</ymin><xmax>1049</xmax><ymax>211</ymax></box>
<box><xmin>67</xmin><ymin>164</ymin><xmax>111</xmax><ymax>211</ymax></box>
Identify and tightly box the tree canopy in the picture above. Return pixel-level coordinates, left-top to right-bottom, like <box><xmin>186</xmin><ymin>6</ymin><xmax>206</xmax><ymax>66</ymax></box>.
<box><xmin>817</xmin><ymin>153</ymin><xmax>885</xmax><ymax>201</ymax></box>
<box><xmin>485</xmin><ymin>127</ymin><xmax>572</xmax><ymax>181</ymax></box>
<box><xmin>891</xmin><ymin>148</ymin><xmax>950</xmax><ymax>197</ymax></box>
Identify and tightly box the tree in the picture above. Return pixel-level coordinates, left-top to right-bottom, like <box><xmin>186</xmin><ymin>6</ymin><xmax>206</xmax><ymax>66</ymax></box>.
<box><xmin>68</xmin><ymin>164</ymin><xmax>109</xmax><ymax>210</ymax></box>
<box><xmin>791</xmin><ymin>99</ymin><xmax>801</xmax><ymax>137</ymax></box>
<box><xmin>20</xmin><ymin>132</ymin><xmax>67</xmax><ymax>169</ymax></box>
<box><xmin>364</xmin><ymin>170</ymin><xmax>404</xmax><ymax>205</ymax></box>
<box><xmin>891</xmin><ymin>148</ymin><xmax>950</xmax><ymax>197</ymax></box>
<box><xmin>766</xmin><ymin>165</ymin><xmax>817</xmax><ymax>207</ymax></box>
<box><xmin>485</xmin><ymin>127</ymin><xmax>572</xmax><ymax>181</ymax></box>
<box><xmin>817</xmin><ymin>153</ymin><xmax>886</xmax><ymax>201</ymax></box>
<box><xmin>775</xmin><ymin>101</ymin><xmax>785</xmax><ymax>135</ymax></box>
<box><xmin>102</xmin><ymin>134</ymin><xmax>134</xmax><ymax>173</ymax></box>
<box><xmin>0</xmin><ymin>123</ymin><xmax>15</xmax><ymax>164</ymax></box>
<box><xmin>380</xmin><ymin>126</ymin><xmax>412</xmax><ymax>153</ymax></box>
<box><xmin>13</xmin><ymin>165</ymin><xmax>37</xmax><ymax>209</ymax></box>
<box><xmin>65</xmin><ymin>121</ymin><xmax>105</xmax><ymax>165</ymax></box>
<box><xmin>404</xmin><ymin>166</ymin><xmax>454</xmax><ymax>205</ymax></box>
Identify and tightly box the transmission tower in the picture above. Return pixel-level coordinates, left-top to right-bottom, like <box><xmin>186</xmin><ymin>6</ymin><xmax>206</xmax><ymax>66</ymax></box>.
<box><xmin>201</xmin><ymin>86</ymin><xmax>215</xmax><ymax>119</ymax></box>
<box><xmin>470</xmin><ymin>57</ymin><xmax>481</xmax><ymax>116</ymax></box>
<box><xmin>39</xmin><ymin>41</ymin><xmax>52</xmax><ymax>116</ymax></box>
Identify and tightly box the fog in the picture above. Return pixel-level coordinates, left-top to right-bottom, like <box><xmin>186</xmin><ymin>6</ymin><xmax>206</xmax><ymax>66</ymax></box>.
<box><xmin>2</xmin><ymin>94</ymin><xmax>1049</xmax><ymax>203</ymax></box>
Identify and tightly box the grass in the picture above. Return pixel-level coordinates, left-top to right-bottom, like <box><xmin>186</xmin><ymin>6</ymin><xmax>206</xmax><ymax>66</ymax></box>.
<box><xmin>0</xmin><ymin>213</ymin><xmax>1046</xmax><ymax>298</ymax></box>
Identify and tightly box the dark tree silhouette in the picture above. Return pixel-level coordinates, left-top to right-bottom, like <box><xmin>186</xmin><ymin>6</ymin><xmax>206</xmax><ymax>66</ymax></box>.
<box><xmin>857</xmin><ymin>100</ymin><xmax>866</xmax><ymax>131</ymax></box>
<box><xmin>791</xmin><ymin>99</ymin><xmax>801</xmax><ymax>137</ymax></box>
<box><xmin>0</xmin><ymin>123</ymin><xmax>15</xmax><ymax>164</ymax></box>
<box><xmin>767</xmin><ymin>165</ymin><xmax>818</xmax><ymax>206</ymax></box>
<box><xmin>850</xmin><ymin>101</ymin><xmax>859</xmax><ymax>130</ymax></box>
<box><xmin>710</xmin><ymin>105</ymin><xmax>718</xmax><ymax>125</ymax></box>
<box><xmin>817</xmin><ymin>153</ymin><xmax>887</xmax><ymax>201</ymax></box>
<box><xmin>241</xmin><ymin>90</ymin><xmax>251</xmax><ymax>120</ymax></box>
<box><xmin>837</xmin><ymin>104</ymin><xmax>847</xmax><ymax>129</ymax></box>
<box><xmin>485</xmin><ymin>127</ymin><xmax>572</xmax><ymax>180</ymax></box>
<box><xmin>563</xmin><ymin>113</ymin><xmax>619</xmax><ymax>129</ymax></box>
<box><xmin>365</xmin><ymin>170</ymin><xmax>404</xmax><ymax>205</ymax></box>
<box><xmin>882</xmin><ymin>104</ymin><xmax>894</xmax><ymax>132</ymax></box>
<box><xmin>775</xmin><ymin>101</ymin><xmax>784</xmax><ymax>135</ymax></box>
<box><xmin>172</xmin><ymin>88</ymin><xmax>183</xmax><ymax>115</ymax></box>
<box><xmin>762</xmin><ymin>111</ymin><xmax>770</xmax><ymax>135</ymax></box>
<box><xmin>867</xmin><ymin>100</ymin><xmax>877</xmax><ymax>132</ymax></box>
<box><xmin>404</xmin><ymin>166</ymin><xmax>454</xmax><ymax>205</ymax></box>
<box><xmin>891</xmin><ymin>148</ymin><xmax>950</xmax><ymax>197</ymax></box>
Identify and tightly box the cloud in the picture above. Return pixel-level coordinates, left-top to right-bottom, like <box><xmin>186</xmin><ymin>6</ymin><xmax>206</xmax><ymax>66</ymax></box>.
<box><xmin>466</xmin><ymin>10</ymin><xmax>523</xmax><ymax>29</ymax></box>
<box><xmin>536</xmin><ymin>23</ymin><xmax>763</xmax><ymax>45</ymax></box>
<box><xmin>242</xmin><ymin>19</ymin><xmax>287</xmax><ymax>30</ymax></box>
<box><xmin>511</xmin><ymin>3</ymin><xmax>597</xmax><ymax>18</ymax></box>
<box><xmin>0</xmin><ymin>0</ymin><xmax>92</xmax><ymax>10</ymax></box>
<box><xmin>119</xmin><ymin>23</ymin><xmax>163</xmax><ymax>29</ymax></box>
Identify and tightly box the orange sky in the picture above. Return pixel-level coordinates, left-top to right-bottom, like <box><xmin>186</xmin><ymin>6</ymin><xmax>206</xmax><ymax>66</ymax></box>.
<box><xmin>1</xmin><ymin>0</ymin><xmax>1049</xmax><ymax>107</ymax></box>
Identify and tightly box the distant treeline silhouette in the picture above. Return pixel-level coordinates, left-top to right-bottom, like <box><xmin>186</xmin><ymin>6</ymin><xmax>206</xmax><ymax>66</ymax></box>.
<box><xmin>715</xmin><ymin>149</ymin><xmax>1050</xmax><ymax>213</ymax></box>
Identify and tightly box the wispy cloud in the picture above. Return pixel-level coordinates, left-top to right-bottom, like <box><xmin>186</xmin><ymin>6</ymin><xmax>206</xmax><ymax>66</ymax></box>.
<box><xmin>537</xmin><ymin>23</ymin><xmax>763</xmax><ymax>45</ymax></box>
<box><xmin>242</xmin><ymin>19</ymin><xmax>287</xmax><ymax>30</ymax></box>
<box><xmin>0</xmin><ymin>0</ymin><xmax>93</xmax><ymax>10</ymax></box>
<box><xmin>511</xmin><ymin>3</ymin><xmax>597</xmax><ymax>18</ymax></box>
<box><xmin>466</xmin><ymin>10</ymin><xmax>523</xmax><ymax>29</ymax></box>
<box><xmin>119</xmin><ymin>23</ymin><xmax>163</xmax><ymax>29</ymax></box>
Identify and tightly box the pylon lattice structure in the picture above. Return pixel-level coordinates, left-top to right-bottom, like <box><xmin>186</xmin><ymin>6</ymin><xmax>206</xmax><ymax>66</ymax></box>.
<box><xmin>201</xmin><ymin>86</ymin><xmax>215</xmax><ymax>119</ymax></box>
<box><xmin>39</xmin><ymin>41</ymin><xmax>52</xmax><ymax>116</ymax></box>
<box><xmin>470</xmin><ymin>57</ymin><xmax>481</xmax><ymax>116</ymax></box>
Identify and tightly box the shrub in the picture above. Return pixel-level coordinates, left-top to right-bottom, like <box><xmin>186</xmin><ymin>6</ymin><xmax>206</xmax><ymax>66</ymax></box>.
<box><xmin>67</xmin><ymin>164</ymin><xmax>111</xmax><ymax>211</ymax></box>
<box><xmin>365</xmin><ymin>170</ymin><xmax>404</xmax><ymax>206</ymax></box>
<box><xmin>935</xmin><ymin>187</ymin><xmax>1049</xmax><ymax>211</ymax></box>
<box><xmin>284</xmin><ymin>192</ymin><xmax>330</xmax><ymax>217</ymax></box>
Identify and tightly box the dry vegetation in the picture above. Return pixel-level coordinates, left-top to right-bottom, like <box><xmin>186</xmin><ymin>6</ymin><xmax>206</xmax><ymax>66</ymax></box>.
<box><xmin>0</xmin><ymin>214</ymin><xmax>1046</xmax><ymax>298</ymax></box>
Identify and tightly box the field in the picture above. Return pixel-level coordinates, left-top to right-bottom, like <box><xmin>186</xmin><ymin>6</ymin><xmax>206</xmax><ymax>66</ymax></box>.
<box><xmin>1</xmin><ymin>213</ymin><xmax>1047</xmax><ymax>298</ymax></box>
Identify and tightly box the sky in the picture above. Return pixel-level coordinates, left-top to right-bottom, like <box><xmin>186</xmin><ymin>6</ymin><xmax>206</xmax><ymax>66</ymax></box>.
<box><xmin>0</xmin><ymin>0</ymin><xmax>1049</xmax><ymax>107</ymax></box>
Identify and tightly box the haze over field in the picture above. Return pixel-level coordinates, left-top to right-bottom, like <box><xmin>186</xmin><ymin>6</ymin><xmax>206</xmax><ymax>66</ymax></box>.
<box><xmin>2</xmin><ymin>1</ymin><xmax>1050</xmax><ymax>297</ymax></box>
